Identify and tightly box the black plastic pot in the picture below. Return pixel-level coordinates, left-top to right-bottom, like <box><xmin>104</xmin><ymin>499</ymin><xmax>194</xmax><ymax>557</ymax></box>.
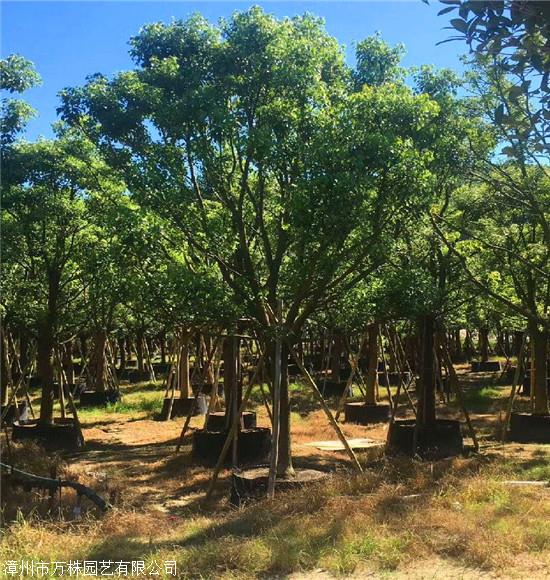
<box><xmin>206</xmin><ymin>411</ymin><xmax>257</xmax><ymax>431</ymax></box>
<box><xmin>11</xmin><ymin>419</ymin><xmax>84</xmax><ymax>451</ymax></box>
<box><xmin>471</xmin><ymin>361</ymin><xmax>501</xmax><ymax>372</ymax></box>
<box><xmin>1</xmin><ymin>401</ymin><xmax>28</xmax><ymax>425</ymax></box>
<box><xmin>378</xmin><ymin>372</ymin><xmax>411</xmax><ymax>386</ymax></box>
<box><xmin>151</xmin><ymin>362</ymin><xmax>171</xmax><ymax>375</ymax></box>
<box><xmin>387</xmin><ymin>418</ymin><xmax>463</xmax><ymax>459</ymax></box>
<box><xmin>320</xmin><ymin>380</ymin><xmax>350</xmax><ymax>398</ymax></box>
<box><xmin>519</xmin><ymin>373</ymin><xmax>550</xmax><ymax>397</ymax></box>
<box><xmin>192</xmin><ymin>382</ymin><xmax>224</xmax><ymax>396</ymax></box>
<box><xmin>344</xmin><ymin>402</ymin><xmax>390</xmax><ymax>424</ymax></box>
<box><xmin>79</xmin><ymin>390</ymin><xmax>119</xmax><ymax>408</ymax></box>
<box><xmin>230</xmin><ymin>466</ymin><xmax>328</xmax><ymax>507</ymax></box>
<box><xmin>287</xmin><ymin>363</ymin><xmax>300</xmax><ymax>378</ymax></box>
<box><xmin>509</xmin><ymin>412</ymin><xmax>550</xmax><ymax>443</ymax></box>
<box><xmin>192</xmin><ymin>427</ymin><xmax>271</xmax><ymax>466</ymax></box>
<box><xmin>160</xmin><ymin>396</ymin><xmax>204</xmax><ymax>420</ymax></box>
<box><xmin>117</xmin><ymin>369</ymin><xmax>152</xmax><ymax>383</ymax></box>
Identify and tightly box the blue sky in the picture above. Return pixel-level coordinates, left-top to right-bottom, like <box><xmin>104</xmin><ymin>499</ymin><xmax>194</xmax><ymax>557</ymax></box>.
<box><xmin>2</xmin><ymin>1</ymin><xmax>468</xmax><ymax>140</ymax></box>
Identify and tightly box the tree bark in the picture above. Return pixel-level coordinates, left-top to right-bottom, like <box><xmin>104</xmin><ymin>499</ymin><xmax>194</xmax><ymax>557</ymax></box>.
<box><xmin>136</xmin><ymin>331</ymin><xmax>144</xmax><ymax>372</ymax></box>
<box><xmin>89</xmin><ymin>330</ymin><xmax>107</xmax><ymax>392</ymax></box>
<box><xmin>277</xmin><ymin>341</ymin><xmax>294</xmax><ymax>477</ymax></box>
<box><xmin>531</xmin><ymin>324</ymin><xmax>549</xmax><ymax>416</ymax></box>
<box><xmin>418</xmin><ymin>314</ymin><xmax>436</xmax><ymax>428</ymax></box>
<box><xmin>479</xmin><ymin>327</ymin><xmax>490</xmax><ymax>362</ymax></box>
<box><xmin>330</xmin><ymin>333</ymin><xmax>344</xmax><ymax>380</ymax></box>
<box><xmin>178</xmin><ymin>332</ymin><xmax>191</xmax><ymax>399</ymax></box>
<box><xmin>1</xmin><ymin>327</ymin><xmax>12</xmax><ymax>407</ymax></box>
<box><xmin>454</xmin><ymin>329</ymin><xmax>462</xmax><ymax>357</ymax></box>
<box><xmin>62</xmin><ymin>340</ymin><xmax>75</xmax><ymax>386</ymax></box>
<box><xmin>117</xmin><ymin>337</ymin><xmax>126</xmax><ymax>371</ymax></box>
<box><xmin>222</xmin><ymin>333</ymin><xmax>241</xmax><ymax>428</ymax></box>
<box><xmin>159</xmin><ymin>333</ymin><xmax>166</xmax><ymax>364</ymax></box>
<box><xmin>365</xmin><ymin>323</ymin><xmax>379</xmax><ymax>405</ymax></box>
<box><xmin>38</xmin><ymin>322</ymin><xmax>55</xmax><ymax>425</ymax></box>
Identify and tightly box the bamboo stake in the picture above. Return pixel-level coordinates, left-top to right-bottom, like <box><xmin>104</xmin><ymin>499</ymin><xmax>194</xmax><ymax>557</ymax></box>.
<box><xmin>204</xmin><ymin>374</ymin><xmax>259</xmax><ymax>501</ymax></box>
<box><xmin>502</xmin><ymin>332</ymin><xmax>527</xmax><ymax>442</ymax></box>
<box><xmin>439</xmin><ymin>339</ymin><xmax>479</xmax><ymax>451</ymax></box>
<box><xmin>334</xmin><ymin>343</ymin><xmax>359</xmax><ymax>422</ymax></box>
<box><xmin>378</xmin><ymin>329</ymin><xmax>394</xmax><ymax>407</ymax></box>
<box><xmin>268</xmin><ymin>301</ymin><xmax>282</xmax><ymax>498</ymax></box>
<box><xmin>289</xmin><ymin>345</ymin><xmax>363</xmax><ymax>473</ymax></box>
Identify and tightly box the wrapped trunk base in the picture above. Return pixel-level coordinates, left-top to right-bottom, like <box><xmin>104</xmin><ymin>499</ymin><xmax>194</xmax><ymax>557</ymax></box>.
<box><xmin>344</xmin><ymin>402</ymin><xmax>390</xmax><ymax>424</ymax></box>
<box><xmin>509</xmin><ymin>412</ymin><xmax>550</xmax><ymax>444</ymax></box>
<box><xmin>320</xmin><ymin>380</ymin><xmax>350</xmax><ymax>398</ymax></box>
<box><xmin>230</xmin><ymin>467</ymin><xmax>329</xmax><ymax>507</ymax></box>
<box><xmin>160</xmin><ymin>397</ymin><xmax>204</xmax><ymax>420</ymax></box>
<box><xmin>79</xmin><ymin>390</ymin><xmax>119</xmax><ymax>408</ymax></box>
<box><xmin>118</xmin><ymin>369</ymin><xmax>152</xmax><ymax>383</ymax></box>
<box><xmin>151</xmin><ymin>362</ymin><xmax>171</xmax><ymax>375</ymax></box>
<box><xmin>471</xmin><ymin>361</ymin><xmax>501</xmax><ymax>372</ymax></box>
<box><xmin>519</xmin><ymin>374</ymin><xmax>550</xmax><ymax>397</ymax></box>
<box><xmin>12</xmin><ymin>419</ymin><xmax>84</xmax><ymax>451</ymax></box>
<box><xmin>378</xmin><ymin>372</ymin><xmax>411</xmax><ymax>386</ymax></box>
<box><xmin>387</xmin><ymin>419</ymin><xmax>463</xmax><ymax>459</ymax></box>
<box><xmin>1</xmin><ymin>401</ymin><xmax>28</xmax><ymax>425</ymax></box>
<box><xmin>206</xmin><ymin>411</ymin><xmax>256</xmax><ymax>431</ymax></box>
<box><xmin>192</xmin><ymin>382</ymin><xmax>224</xmax><ymax>396</ymax></box>
<box><xmin>191</xmin><ymin>427</ymin><xmax>271</xmax><ymax>466</ymax></box>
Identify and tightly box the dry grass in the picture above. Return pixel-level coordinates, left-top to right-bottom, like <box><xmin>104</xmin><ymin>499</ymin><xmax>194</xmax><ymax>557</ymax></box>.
<box><xmin>1</xmin><ymin>373</ymin><xmax>550</xmax><ymax>578</ymax></box>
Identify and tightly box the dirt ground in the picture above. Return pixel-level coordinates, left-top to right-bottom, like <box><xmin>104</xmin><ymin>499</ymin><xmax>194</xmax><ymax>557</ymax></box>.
<box><xmin>1</xmin><ymin>364</ymin><xmax>549</xmax><ymax>578</ymax></box>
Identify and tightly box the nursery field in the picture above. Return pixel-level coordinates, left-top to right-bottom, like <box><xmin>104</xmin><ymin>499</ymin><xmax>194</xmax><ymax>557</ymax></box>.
<box><xmin>2</xmin><ymin>365</ymin><xmax>549</xmax><ymax>579</ymax></box>
<box><xmin>2</xmin><ymin>2</ymin><xmax>549</xmax><ymax>579</ymax></box>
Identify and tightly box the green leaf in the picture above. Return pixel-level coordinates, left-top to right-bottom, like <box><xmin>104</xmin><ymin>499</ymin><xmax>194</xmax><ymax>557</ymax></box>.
<box><xmin>450</xmin><ymin>18</ymin><xmax>469</xmax><ymax>33</ymax></box>
<box><xmin>438</xmin><ymin>6</ymin><xmax>458</xmax><ymax>15</ymax></box>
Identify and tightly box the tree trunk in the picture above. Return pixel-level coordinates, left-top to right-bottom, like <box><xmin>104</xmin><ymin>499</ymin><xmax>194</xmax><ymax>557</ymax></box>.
<box><xmin>125</xmin><ymin>336</ymin><xmax>133</xmax><ymax>362</ymax></box>
<box><xmin>454</xmin><ymin>329</ymin><xmax>462</xmax><ymax>357</ymax></box>
<box><xmin>62</xmin><ymin>340</ymin><xmax>75</xmax><ymax>386</ymax></box>
<box><xmin>89</xmin><ymin>330</ymin><xmax>107</xmax><ymax>392</ymax></box>
<box><xmin>136</xmin><ymin>331</ymin><xmax>144</xmax><ymax>372</ymax></box>
<box><xmin>1</xmin><ymin>327</ymin><xmax>12</xmax><ymax>406</ymax></box>
<box><xmin>387</xmin><ymin>327</ymin><xmax>397</xmax><ymax>372</ymax></box>
<box><xmin>418</xmin><ymin>314</ymin><xmax>436</xmax><ymax>429</ymax></box>
<box><xmin>159</xmin><ymin>333</ymin><xmax>166</xmax><ymax>364</ymax></box>
<box><xmin>117</xmin><ymin>337</ymin><xmax>126</xmax><ymax>371</ymax></box>
<box><xmin>531</xmin><ymin>324</ymin><xmax>549</xmax><ymax>416</ymax></box>
<box><xmin>365</xmin><ymin>323</ymin><xmax>379</xmax><ymax>405</ymax></box>
<box><xmin>79</xmin><ymin>334</ymin><xmax>88</xmax><ymax>363</ymax></box>
<box><xmin>464</xmin><ymin>329</ymin><xmax>474</xmax><ymax>360</ymax></box>
<box><xmin>277</xmin><ymin>341</ymin><xmax>294</xmax><ymax>477</ymax></box>
<box><xmin>38</xmin><ymin>322</ymin><xmax>56</xmax><ymax>425</ymax></box>
<box><xmin>330</xmin><ymin>333</ymin><xmax>344</xmax><ymax>380</ymax></box>
<box><xmin>222</xmin><ymin>333</ymin><xmax>241</xmax><ymax>428</ymax></box>
<box><xmin>178</xmin><ymin>332</ymin><xmax>191</xmax><ymax>399</ymax></box>
<box><xmin>479</xmin><ymin>327</ymin><xmax>489</xmax><ymax>362</ymax></box>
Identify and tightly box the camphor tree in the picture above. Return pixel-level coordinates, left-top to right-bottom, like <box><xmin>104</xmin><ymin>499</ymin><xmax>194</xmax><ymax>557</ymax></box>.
<box><xmin>0</xmin><ymin>54</ymin><xmax>41</xmax><ymax>408</ymax></box>
<box><xmin>78</xmin><ymin>188</ymin><xmax>145</xmax><ymax>392</ymax></box>
<box><xmin>0</xmin><ymin>55</ymin><xmax>41</xmax><ymax>149</ymax></box>
<box><xmin>61</xmin><ymin>8</ymin><xmax>447</xmax><ymax>475</ymax></box>
<box><xmin>1</xmin><ymin>132</ymin><xmax>122</xmax><ymax>424</ymax></box>
<box><xmin>432</xmin><ymin>9</ymin><xmax>549</xmax><ymax>416</ymax></box>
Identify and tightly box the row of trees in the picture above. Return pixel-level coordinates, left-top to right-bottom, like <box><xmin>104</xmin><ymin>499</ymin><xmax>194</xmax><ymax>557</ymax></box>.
<box><xmin>1</xmin><ymin>6</ymin><xmax>548</xmax><ymax>471</ymax></box>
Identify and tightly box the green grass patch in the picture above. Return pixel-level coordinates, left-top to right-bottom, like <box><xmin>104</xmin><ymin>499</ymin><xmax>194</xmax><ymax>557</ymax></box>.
<box><xmin>461</xmin><ymin>387</ymin><xmax>504</xmax><ymax>412</ymax></box>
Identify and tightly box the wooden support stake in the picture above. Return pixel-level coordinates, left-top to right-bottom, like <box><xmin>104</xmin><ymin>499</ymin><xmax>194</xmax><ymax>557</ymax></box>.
<box><xmin>204</xmin><ymin>378</ymin><xmax>257</xmax><ymax>501</ymax></box>
<box><xmin>378</xmin><ymin>329</ymin><xmax>394</xmax><ymax>407</ymax></box>
<box><xmin>268</xmin><ymin>302</ymin><xmax>282</xmax><ymax>498</ymax></box>
<box><xmin>439</xmin><ymin>339</ymin><xmax>479</xmax><ymax>452</ymax></box>
<box><xmin>289</xmin><ymin>345</ymin><xmax>363</xmax><ymax>473</ymax></box>
<box><xmin>502</xmin><ymin>332</ymin><xmax>527</xmax><ymax>442</ymax></box>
